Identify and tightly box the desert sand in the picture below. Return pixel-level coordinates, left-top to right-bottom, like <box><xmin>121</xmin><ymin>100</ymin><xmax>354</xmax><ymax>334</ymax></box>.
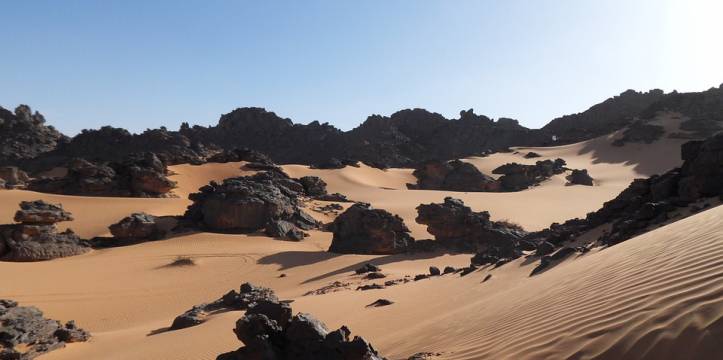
<box><xmin>1</xmin><ymin>113</ymin><xmax>721</xmax><ymax>359</ymax></box>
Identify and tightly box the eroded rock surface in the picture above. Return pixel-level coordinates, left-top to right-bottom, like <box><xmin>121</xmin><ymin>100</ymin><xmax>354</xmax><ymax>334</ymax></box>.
<box><xmin>328</xmin><ymin>203</ymin><xmax>414</xmax><ymax>254</ymax></box>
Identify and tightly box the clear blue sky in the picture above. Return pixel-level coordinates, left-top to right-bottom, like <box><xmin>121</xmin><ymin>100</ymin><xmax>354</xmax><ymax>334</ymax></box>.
<box><xmin>2</xmin><ymin>0</ymin><xmax>722</xmax><ymax>135</ymax></box>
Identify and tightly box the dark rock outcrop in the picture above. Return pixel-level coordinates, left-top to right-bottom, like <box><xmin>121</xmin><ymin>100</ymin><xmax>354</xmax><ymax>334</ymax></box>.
<box><xmin>0</xmin><ymin>201</ymin><xmax>89</xmax><ymax>262</ymax></box>
<box><xmin>217</xmin><ymin>284</ymin><xmax>385</xmax><ymax>360</ymax></box>
<box><xmin>416</xmin><ymin>197</ymin><xmax>527</xmax><ymax>260</ymax></box>
<box><xmin>0</xmin><ymin>105</ymin><xmax>68</xmax><ymax>167</ymax></box>
<box><xmin>567</xmin><ymin>169</ymin><xmax>594</xmax><ymax>186</ymax></box>
<box><xmin>0</xmin><ymin>299</ymin><xmax>89</xmax><ymax>360</ymax></box>
<box><xmin>492</xmin><ymin>159</ymin><xmax>567</xmax><ymax>191</ymax></box>
<box><xmin>612</xmin><ymin>120</ymin><xmax>665</xmax><ymax>146</ymax></box>
<box><xmin>407</xmin><ymin>160</ymin><xmax>499</xmax><ymax>191</ymax></box>
<box><xmin>328</xmin><ymin>203</ymin><xmax>414</xmax><ymax>254</ymax></box>
<box><xmin>108</xmin><ymin>213</ymin><xmax>178</xmax><ymax>241</ymax></box>
<box><xmin>184</xmin><ymin>171</ymin><xmax>320</xmax><ymax>240</ymax></box>
<box><xmin>28</xmin><ymin>153</ymin><xmax>176</xmax><ymax>197</ymax></box>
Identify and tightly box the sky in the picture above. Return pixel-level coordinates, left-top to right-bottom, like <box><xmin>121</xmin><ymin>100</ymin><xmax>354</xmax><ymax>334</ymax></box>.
<box><xmin>1</xmin><ymin>0</ymin><xmax>722</xmax><ymax>135</ymax></box>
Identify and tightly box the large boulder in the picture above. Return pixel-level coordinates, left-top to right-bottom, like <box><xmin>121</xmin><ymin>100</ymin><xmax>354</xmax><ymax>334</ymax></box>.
<box><xmin>408</xmin><ymin>160</ymin><xmax>499</xmax><ymax>191</ymax></box>
<box><xmin>416</xmin><ymin>197</ymin><xmax>527</xmax><ymax>257</ymax></box>
<box><xmin>0</xmin><ymin>299</ymin><xmax>90</xmax><ymax>359</ymax></box>
<box><xmin>566</xmin><ymin>169</ymin><xmax>594</xmax><ymax>186</ymax></box>
<box><xmin>328</xmin><ymin>203</ymin><xmax>414</xmax><ymax>254</ymax></box>
<box><xmin>492</xmin><ymin>158</ymin><xmax>566</xmax><ymax>191</ymax></box>
<box><xmin>108</xmin><ymin>213</ymin><xmax>178</xmax><ymax>240</ymax></box>
<box><xmin>184</xmin><ymin>172</ymin><xmax>319</xmax><ymax>237</ymax></box>
<box><xmin>0</xmin><ymin>201</ymin><xmax>89</xmax><ymax>262</ymax></box>
<box><xmin>298</xmin><ymin>176</ymin><xmax>327</xmax><ymax>197</ymax></box>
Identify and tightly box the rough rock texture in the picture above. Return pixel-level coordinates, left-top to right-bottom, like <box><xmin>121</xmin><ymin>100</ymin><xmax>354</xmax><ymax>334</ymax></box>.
<box><xmin>108</xmin><ymin>213</ymin><xmax>178</xmax><ymax>240</ymax></box>
<box><xmin>492</xmin><ymin>159</ymin><xmax>567</xmax><ymax>191</ymax></box>
<box><xmin>567</xmin><ymin>169</ymin><xmax>594</xmax><ymax>186</ymax></box>
<box><xmin>0</xmin><ymin>201</ymin><xmax>89</xmax><ymax>262</ymax></box>
<box><xmin>28</xmin><ymin>153</ymin><xmax>176</xmax><ymax>197</ymax></box>
<box><xmin>407</xmin><ymin>160</ymin><xmax>499</xmax><ymax>191</ymax></box>
<box><xmin>328</xmin><ymin>203</ymin><xmax>414</xmax><ymax>254</ymax></box>
<box><xmin>0</xmin><ymin>167</ymin><xmax>30</xmax><ymax>189</ymax></box>
<box><xmin>416</xmin><ymin>197</ymin><xmax>527</xmax><ymax>259</ymax></box>
<box><xmin>0</xmin><ymin>105</ymin><xmax>68</xmax><ymax>167</ymax></box>
<box><xmin>206</xmin><ymin>147</ymin><xmax>274</xmax><ymax>165</ymax></box>
<box><xmin>525</xmin><ymin>134</ymin><xmax>723</xmax><ymax>256</ymax></box>
<box><xmin>216</xmin><ymin>284</ymin><xmax>386</xmax><ymax>360</ymax></box>
<box><xmin>0</xmin><ymin>299</ymin><xmax>89</xmax><ymax>360</ymax></box>
<box><xmin>298</xmin><ymin>176</ymin><xmax>327</xmax><ymax>197</ymax></box>
<box><xmin>184</xmin><ymin>171</ymin><xmax>319</xmax><ymax>239</ymax></box>
<box><xmin>171</xmin><ymin>283</ymin><xmax>278</xmax><ymax>330</ymax></box>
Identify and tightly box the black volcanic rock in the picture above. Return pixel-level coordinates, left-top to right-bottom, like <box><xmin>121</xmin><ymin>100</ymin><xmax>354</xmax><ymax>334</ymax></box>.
<box><xmin>328</xmin><ymin>203</ymin><xmax>414</xmax><ymax>254</ymax></box>
<box><xmin>0</xmin><ymin>105</ymin><xmax>68</xmax><ymax>167</ymax></box>
<box><xmin>408</xmin><ymin>160</ymin><xmax>499</xmax><ymax>192</ymax></box>
<box><xmin>183</xmin><ymin>171</ymin><xmax>319</xmax><ymax>237</ymax></box>
<box><xmin>416</xmin><ymin>197</ymin><xmax>527</xmax><ymax>257</ymax></box>
<box><xmin>0</xmin><ymin>201</ymin><xmax>89</xmax><ymax>262</ymax></box>
<box><xmin>492</xmin><ymin>159</ymin><xmax>567</xmax><ymax>191</ymax></box>
<box><xmin>0</xmin><ymin>299</ymin><xmax>90</xmax><ymax>360</ymax></box>
<box><xmin>567</xmin><ymin>169</ymin><xmax>594</xmax><ymax>186</ymax></box>
<box><xmin>28</xmin><ymin>153</ymin><xmax>176</xmax><ymax>197</ymax></box>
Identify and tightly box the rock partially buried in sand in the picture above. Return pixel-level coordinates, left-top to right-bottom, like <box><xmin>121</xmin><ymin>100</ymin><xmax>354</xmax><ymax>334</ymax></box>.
<box><xmin>328</xmin><ymin>203</ymin><xmax>414</xmax><ymax>255</ymax></box>
<box><xmin>109</xmin><ymin>212</ymin><xmax>178</xmax><ymax>240</ymax></box>
<box><xmin>567</xmin><ymin>169</ymin><xmax>594</xmax><ymax>186</ymax></box>
<box><xmin>217</xmin><ymin>283</ymin><xmax>386</xmax><ymax>360</ymax></box>
<box><xmin>0</xmin><ymin>201</ymin><xmax>89</xmax><ymax>262</ymax></box>
<box><xmin>0</xmin><ymin>299</ymin><xmax>90</xmax><ymax>359</ymax></box>
<box><xmin>407</xmin><ymin>159</ymin><xmax>500</xmax><ymax>192</ymax></box>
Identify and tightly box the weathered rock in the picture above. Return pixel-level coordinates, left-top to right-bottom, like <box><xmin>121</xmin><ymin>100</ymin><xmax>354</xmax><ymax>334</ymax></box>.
<box><xmin>355</xmin><ymin>263</ymin><xmax>381</xmax><ymax>274</ymax></box>
<box><xmin>416</xmin><ymin>197</ymin><xmax>527</xmax><ymax>257</ymax></box>
<box><xmin>612</xmin><ymin>120</ymin><xmax>665</xmax><ymax>146</ymax></box>
<box><xmin>429</xmin><ymin>266</ymin><xmax>441</xmax><ymax>276</ymax></box>
<box><xmin>0</xmin><ymin>167</ymin><xmax>30</xmax><ymax>189</ymax></box>
<box><xmin>492</xmin><ymin>159</ymin><xmax>567</xmax><ymax>191</ymax></box>
<box><xmin>264</xmin><ymin>220</ymin><xmax>305</xmax><ymax>241</ymax></box>
<box><xmin>298</xmin><ymin>176</ymin><xmax>327</xmax><ymax>197</ymax></box>
<box><xmin>108</xmin><ymin>213</ymin><xmax>178</xmax><ymax>240</ymax></box>
<box><xmin>184</xmin><ymin>172</ymin><xmax>319</xmax><ymax>237</ymax></box>
<box><xmin>0</xmin><ymin>299</ymin><xmax>89</xmax><ymax>360</ymax></box>
<box><xmin>567</xmin><ymin>169</ymin><xmax>594</xmax><ymax>186</ymax></box>
<box><xmin>524</xmin><ymin>152</ymin><xmax>541</xmax><ymax>158</ymax></box>
<box><xmin>206</xmin><ymin>147</ymin><xmax>274</xmax><ymax>165</ymax></box>
<box><xmin>408</xmin><ymin>160</ymin><xmax>499</xmax><ymax>192</ymax></box>
<box><xmin>328</xmin><ymin>203</ymin><xmax>414</xmax><ymax>254</ymax></box>
<box><xmin>0</xmin><ymin>105</ymin><xmax>68</xmax><ymax>167</ymax></box>
<box><xmin>1</xmin><ymin>201</ymin><xmax>89</xmax><ymax>262</ymax></box>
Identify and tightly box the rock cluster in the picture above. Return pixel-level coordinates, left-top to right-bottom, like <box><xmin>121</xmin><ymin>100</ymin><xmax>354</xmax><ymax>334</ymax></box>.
<box><xmin>416</xmin><ymin>197</ymin><xmax>527</xmax><ymax>261</ymax></box>
<box><xmin>328</xmin><ymin>203</ymin><xmax>414</xmax><ymax>254</ymax></box>
<box><xmin>183</xmin><ymin>171</ymin><xmax>321</xmax><ymax>240</ymax></box>
<box><xmin>612</xmin><ymin>120</ymin><xmax>665</xmax><ymax>146</ymax></box>
<box><xmin>492</xmin><ymin>159</ymin><xmax>567</xmax><ymax>191</ymax></box>
<box><xmin>407</xmin><ymin>160</ymin><xmax>499</xmax><ymax>191</ymax></box>
<box><xmin>0</xmin><ymin>166</ymin><xmax>30</xmax><ymax>189</ymax></box>
<box><xmin>0</xmin><ymin>201</ymin><xmax>89</xmax><ymax>261</ymax></box>
<box><xmin>0</xmin><ymin>299</ymin><xmax>89</xmax><ymax>360</ymax></box>
<box><xmin>0</xmin><ymin>105</ymin><xmax>67</xmax><ymax>167</ymax></box>
<box><xmin>206</xmin><ymin>147</ymin><xmax>275</xmax><ymax>165</ymax></box>
<box><xmin>28</xmin><ymin>153</ymin><xmax>176</xmax><ymax>197</ymax></box>
<box><xmin>310</xmin><ymin>158</ymin><xmax>360</xmax><ymax>169</ymax></box>
<box><xmin>566</xmin><ymin>169</ymin><xmax>594</xmax><ymax>186</ymax></box>
<box><xmin>217</xmin><ymin>284</ymin><xmax>385</xmax><ymax>360</ymax></box>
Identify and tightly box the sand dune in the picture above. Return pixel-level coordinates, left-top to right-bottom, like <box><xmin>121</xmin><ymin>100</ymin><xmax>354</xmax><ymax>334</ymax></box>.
<box><xmin>1</xmin><ymin>112</ymin><xmax>720</xmax><ymax>359</ymax></box>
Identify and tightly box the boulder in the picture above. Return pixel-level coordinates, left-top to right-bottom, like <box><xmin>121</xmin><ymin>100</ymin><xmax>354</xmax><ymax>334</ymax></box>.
<box><xmin>108</xmin><ymin>213</ymin><xmax>178</xmax><ymax>240</ymax></box>
<box><xmin>492</xmin><ymin>159</ymin><xmax>567</xmax><ymax>191</ymax></box>
<box><xmin>328</xmin><ymin>203</ymin><xmax>414</xmax><ymax>254</ymax></box>
<box><xmin>14</xmin><ymin>200</ymin><xmax>73</xmax><ymax>224</ymax></box>
<box><xmin>0</xmin><ymin>299</ymin><xmax>89</xmax><ymax>359</ymax></box>
<box><xmin>298</xmin><ymin>176</ymin><xmax>327</xmax><ymax>197</ymax></box>
<box><xmin>408</xmin><ymin>160</ymin><xmax>499</xmax><ymax>192</ymax></box>
<box><xmin>567</xmin><ymin>169</ymin><xmax>594</xmax><ymax>186</ymax></box>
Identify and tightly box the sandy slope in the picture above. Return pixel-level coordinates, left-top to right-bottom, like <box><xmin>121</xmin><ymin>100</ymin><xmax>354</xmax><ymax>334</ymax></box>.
<box><xmin>1</xmin><ymin>112</ymin><xmax>720</xmax><ymax>359</ymax></box>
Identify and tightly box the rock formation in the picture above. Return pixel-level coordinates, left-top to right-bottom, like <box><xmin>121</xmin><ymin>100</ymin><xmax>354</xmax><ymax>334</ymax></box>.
<box><xmin>0</xmin><ymin>167</ymin><xmax>30</xmax><ymax>189</ymax></box>
<box><xmin>28</xmin><ymin>153</ymin><xmax>176</xmax><ymax>197</ymax></box>
<box><xmin>566</xmin><ymin>169</ymin><xmax>594</xmax><ymax>186</ymax></box>
<box><xmin>407</xmin><ymin>160</ymin><xmax>499</xmax><ymax>191</ymax></box>
<box><xmin>612</xmin><ymin>120</ymin><xmax>665</xmax><ymax>146</ymax></box>
<box><xmin>184</xmin><ymin>171</ymin><xmax>320</xmax><ymax>240</ymax></box>
<box><xmin>492</xmin><ymin>158</ymin><xmax>567</xmax><ymax>191</ymax></box>
<box><xmin>108</xmin><ymin>213</ymin><xmax>179</xmax><ymax>241</ymax></box>
<box><xmin>215</xmin><ymin>284</ymin><xmax>385</xmax><ymax>360</ymax></box>
<box><xmin>0</xmin><ymin>201</ymin><xmax>90</xmax><ymax>261</ymax></box>
<box><xmin>0</xmin><ymin>299</ymin><xmax>90</xmax><ymax>360</ymax></box>
<box><xmin>328</xmin><ymin>203</ymin><xmax>414</xmax><ymax>254</ymax></box>
<box><xmin>416</xmin><ymin>197</ymin><xmax>527</xmax><ymax>259</ymax></box>
<box><xmin>0</xmin><ymin>105</ymin><xmax>68</xmax><ymax>167</ymax></box>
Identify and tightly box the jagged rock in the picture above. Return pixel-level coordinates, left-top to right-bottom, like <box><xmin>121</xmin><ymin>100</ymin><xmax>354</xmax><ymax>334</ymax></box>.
<box><xmin>217</xmin><ymin>284</ymin><xmax>385</xmax><ymax>360</ymax></box>
<box><xmin>184</xmin><ymin>171</ymin><xmax>319</xmax><ymax>237</ymax></box>
<box><xmin>416</xmin><ymin>197</ymin><xmax>527</xmax><ymax>256</ymax></box>
<box><xmin>108</xmin><ymin>213</ymin><xmax>178</xmax><ymax>240</ymax></box>
<box><xmin>0</xmin><ymin>167</ymin><xmax>30</xmax><ymax>189</ymax></box>
<box><xmin>170</xmin><ymin>283</ymin><xmax>278</xmax><ymax>330</ymax></box>
<box><xmin>328</xmin><ymin>203</ymin><xmax>414</xmax><ymax>255</ymax></box>
<box><xmin>567</xmin><ymin>169</ymin><xmax>594</xmax><ymax>186</ymax></box>
<box><xmin>407</xmin><ymin>160</ymin><xmax>499</xmax><ymax>192</ymax></box>
<box><xmin>492</xmin><ymin>159</ymin><xmax>567</xmax><ymax>191</ymax></box>
<box><xmin>298</xmin><ymin>176</ymin><xmax>327</xmax><ymax>197</ymax></box>
<box><xmin>28</xmin><ymin>153</ymin><xmax>176</xmax><ymax>197</ymax></box>
<box><xmin>0</xmin><ymin>105</ymin><xmax>68</xmax><ymax>167</ymax></box>
<box><xmin>366</xmin><ymin>299</ymin><xmax>394</xmax><ymax>307</ymax></box>
<box><xmin>0</xmin><ymin>201</ymin><xmax>89</xmax><ymax>262</ymax></box>
<box><xmin>0</xmin><ymin>299</ymin><xmax>89</xmax><ymax>360</ymax></box>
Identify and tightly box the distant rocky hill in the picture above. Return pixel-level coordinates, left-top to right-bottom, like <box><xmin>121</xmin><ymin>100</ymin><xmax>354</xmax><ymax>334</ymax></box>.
<box><xmin>3</xmin><ymin>85</ymin><xmax>722</xmax><ymax>172</ymax></box>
